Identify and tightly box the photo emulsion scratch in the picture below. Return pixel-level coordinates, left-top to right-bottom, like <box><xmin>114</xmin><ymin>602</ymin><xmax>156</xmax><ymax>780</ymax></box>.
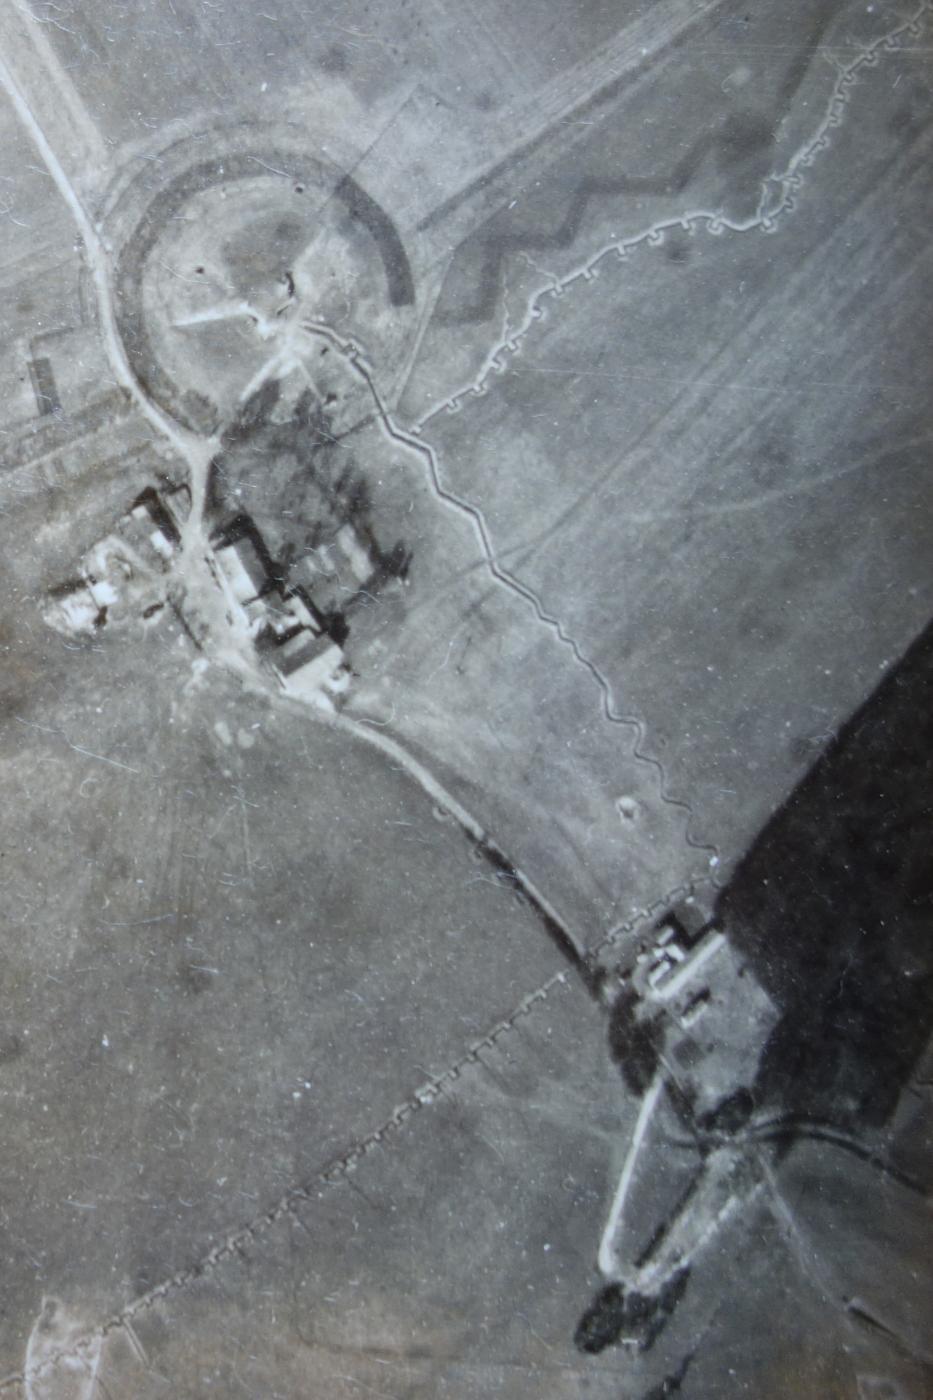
<box><xmin>0</xmin><ymin>0</ymin><xmax>930</xmax><ymax>1395</ymax></box>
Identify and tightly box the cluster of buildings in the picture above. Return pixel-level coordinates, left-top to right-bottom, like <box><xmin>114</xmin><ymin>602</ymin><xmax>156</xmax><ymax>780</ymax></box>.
<box><xmin>44</xmin><ymin>482</ymin><xmax>190</xmax><ymax>635</ymax></box>
<box><xmin>45</xmin><ymin>474</ymin><xmax>407</xmax><ymax>711</ymax></box>
<box><xmin>617</xmin><ymin>900</ymin><xmax>778</xmax><ymax>1123</ymax></box>
<box><xmin>210</xmin><ymin>516</ymin><xmax>352</xmax><ymax>705</ymax></box>
<box><xmin>205</xmin><ymin>452</ymin><xmax>410</xmax><ymax>703</ymax></box>
<box><xmin>578</xmin><ymin>904</ymin><xmax>780</xmax><ymax>1350</ymax></box>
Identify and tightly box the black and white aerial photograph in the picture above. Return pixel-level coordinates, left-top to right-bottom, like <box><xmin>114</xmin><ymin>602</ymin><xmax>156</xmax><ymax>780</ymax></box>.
<box><xmin>0</xmin><ymin>0</ymin><xmax>930</xmax><ymax>1395</ymax></box>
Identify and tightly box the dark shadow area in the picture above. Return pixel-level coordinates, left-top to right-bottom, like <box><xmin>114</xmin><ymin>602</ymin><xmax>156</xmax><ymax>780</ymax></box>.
<box><xmin>577</xmin><ymin>615</ymin><xmax>933</xmax><ymax>1366</ymax></box>
<box><xmin>722</xmin><ymin>616</ymin><xmax>933</xmax><ymax>1131</ymax></box>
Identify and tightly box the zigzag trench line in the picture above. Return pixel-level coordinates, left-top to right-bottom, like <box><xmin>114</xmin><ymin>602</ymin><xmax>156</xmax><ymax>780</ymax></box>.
<box><xmin>297</xmin><ymin>318</ymin><xmax>719</xmax><ymax>860</ymax></box>
<box><xmin>383</xmin><ymin>0</ymin><xmax>932</xmax><ymax>856</ymax></box>
<box><xmin>415</xmin><ymin>0</ymin><xmax>931</xmax><ymax>426</ymax></box>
